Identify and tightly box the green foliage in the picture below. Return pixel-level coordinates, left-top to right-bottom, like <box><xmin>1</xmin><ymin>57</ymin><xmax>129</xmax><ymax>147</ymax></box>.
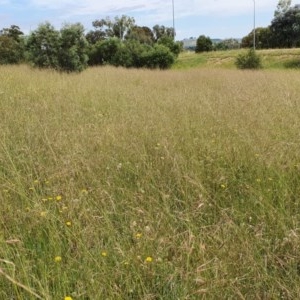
<box><xmin>152</xmin><ymin>25</ymin><xmax>175</xmax><ymax>41</ymax></box>
<box><xmin>284</xmin><ymin>58</ymin><xmax>300</xmax><ymax>69</ymax></box>
<box><xmin>241</xmin><ymin>2</ymin><xmax>300</xmax><ymax>49</ymax></box>
<box><xmin>274</xmin><ymin>0</ymin><xmax>292</xmax><ymax>17</ymax></box>
<box><xmin>59</xmin><ymin>23</ymin><xmax>89</xmax><ymax>72</ymax></box>
<box><xmin>88</xmin><ymin>38</ymin><xmax>123</xmax><ymax>66</ymax></box>
<box><xmin>235</xmin><ymin>49</ymin><xmax>262</xmax><ymax>69</ymax></box>
<box><xmin>0</xmin><ymin>36</ymin><xmax>23</xmax><ymax>64</ymax></box>
<box><xmin>125</xmin><ymin>26</ymin><xmax>154</xmax><ymax>45</ymax></box>
<box><xmin>26</xmin><ymin>22</ymin><xmax>88</xmax><ymax>72</ymax></box>
<box><xmin>88</xmin><ymin>38</ymin><xmax>174</xmax><ymax>69</ymax></box>
<box><xmin>157</xmin><ymin>35</ymin><xmax>182</xmax><ymax>57</ymax></box>
<box><xmin>86</xmin><ymin>18</ymin><xmax>177</xmax><ymax>70</ymax></box>
<box><xmin>123</xmin><ymin>39</ymin><xmax>151</xmax><ymax>68</ymax></box>
<box><xmin>26</xmin><ymin>22</ymin><xmax>61</xmax><ymax>69</ymax></box>
<box><xmin>215</xmin><ymin>38</ymin><xmax>240</xmax><ymax>51</ymax></box>
<box><xmin>270</xmin><ymin>4</ymin><xmax>300</xmax><ymax>48</ymax></box>
<box><xmin>88</xmin><ymin>15</ymin><xmax>136</xmax><ymax>43</ymax></box>
<box><xmin>0</xmin><ymin>25</ymin><xmax>24</xmax><ymax>64</ymax></box>
<box><xmin>241</xmin><ymin>27</ymin><xmax>273</xmax><ymax>49</ymax></box>
<box><xmin>195</xmin><ymin>35</ymin><xmax>213</xmax><ymax>53</ymax></box>
<box><xmin>142</xmin><ymin>44</ymin><xmax>175</xmax><ymax>69</ymax></box>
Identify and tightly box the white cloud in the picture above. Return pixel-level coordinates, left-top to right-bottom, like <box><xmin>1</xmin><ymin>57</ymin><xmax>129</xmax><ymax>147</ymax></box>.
<box><xmin>28</xmin><ymin>0</ymin><xmax>277</xmax><ymax>22</ymax></box>
<box><xmin>1</xmin><ymin>0</ymin><xmax>278</xmax><ymax>38</ymax></box>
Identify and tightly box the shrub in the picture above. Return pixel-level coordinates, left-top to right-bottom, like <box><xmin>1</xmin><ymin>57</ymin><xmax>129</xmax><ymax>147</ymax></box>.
<box><xmin>235</xmin><ymin>49</ymin><xmax>262</xmax><ymax>69</ymax></box>
<box><xmin>142</xmin><ymin>44</ymin><xmax>175</xmax><ymax>69</ymax></box>
<box><xmin>157</xmin><ymin>35</ymin><xmax>182</xmax><ymax>57</ymax></box>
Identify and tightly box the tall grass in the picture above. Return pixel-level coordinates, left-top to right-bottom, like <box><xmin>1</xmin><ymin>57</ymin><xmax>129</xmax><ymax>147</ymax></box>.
<box><xmin>1</xmin><ymin>65</ymin><xmax>300</xmax><ymax>299</ymax></box>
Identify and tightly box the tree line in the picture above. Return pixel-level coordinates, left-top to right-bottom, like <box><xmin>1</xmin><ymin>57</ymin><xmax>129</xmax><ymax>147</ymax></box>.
<box><xmin>195</xmin><ymin>0</ymin><xmax>300</xmax><ymax>52</ymax></box>
<box><xmin>1</xmin><ymin>1</ymin><xmax>299</xmax><ymax>69</ymax></box>
<box><xmin>0</xmin><ymin>16</ymin><xmax>182</xmax><ymax>72</ymax></box>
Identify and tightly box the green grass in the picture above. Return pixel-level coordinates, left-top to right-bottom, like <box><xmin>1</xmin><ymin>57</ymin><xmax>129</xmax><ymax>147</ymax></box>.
<box><xmin>174</xmin><ymin>48</ymin><xmax>300</xmax><ymax>70</ymax></box>
<box><xmin>1</xmin><ymin>65</ymin><xmax>300</xmax><ymax>299</ymax></box>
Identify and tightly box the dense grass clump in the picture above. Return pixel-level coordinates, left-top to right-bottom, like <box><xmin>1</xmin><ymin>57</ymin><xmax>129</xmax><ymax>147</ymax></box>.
<box><xmin>1</xmin><ymin>65</ymin><xmax>300</xmax><ymax>299</ymax></box>
<box><xmin>235</xmin><ymin>49</ymin><xmax>262</xmax><ymax>69</ymax></box>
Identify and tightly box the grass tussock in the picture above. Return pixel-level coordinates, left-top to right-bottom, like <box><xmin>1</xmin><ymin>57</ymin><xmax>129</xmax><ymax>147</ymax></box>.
<box><xmin>1</xmin><ymin>65</ymin><xmax>300</xmax><ymax>299</ymax></box>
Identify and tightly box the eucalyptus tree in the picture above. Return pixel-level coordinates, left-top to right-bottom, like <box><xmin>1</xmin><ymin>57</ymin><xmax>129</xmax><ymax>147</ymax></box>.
<box><xmin>0</xmin><ymin>25</ymin><xmax>24</xmax><ymax>64</ymax></box>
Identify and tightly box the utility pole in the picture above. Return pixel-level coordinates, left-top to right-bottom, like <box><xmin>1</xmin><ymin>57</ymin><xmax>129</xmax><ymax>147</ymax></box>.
<box><xmin>253</xmin><ymin>0</ymin><xmax>256</xmax><ymax>50</ymax></box>
<box><xmin>172</xmin><ymin>0</ymin><xmax>175</xmax><ymax>40</ymax></box>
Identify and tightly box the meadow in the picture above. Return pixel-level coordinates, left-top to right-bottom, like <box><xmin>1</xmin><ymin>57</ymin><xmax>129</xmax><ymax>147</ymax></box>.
<box><xmin>0</xmin><ymin>62</ymin><xmax>300</xmax><ymax>299</ymax></box>
<box><xmin>173</xmin><ymin>48</ymin><xmax>300</xmax><ymax>69</ymax></box>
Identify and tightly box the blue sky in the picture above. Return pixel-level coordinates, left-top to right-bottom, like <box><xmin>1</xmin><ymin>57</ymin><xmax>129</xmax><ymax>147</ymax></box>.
<box><xmin>0</xmin><ymin>1</ymin><xmax>283</xmax><ymax>40</ymax></box>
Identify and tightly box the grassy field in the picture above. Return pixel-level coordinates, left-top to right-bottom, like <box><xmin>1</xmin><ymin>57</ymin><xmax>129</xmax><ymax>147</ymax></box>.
<box><xmin>1</xmin><ymin>64</ymin><xmax>300</xmax><ymax>299</ymax></box>
<box><xmin>174</xmin><ymin>48</ymin><xmax>300</xmax><ymax>69</ymax></box>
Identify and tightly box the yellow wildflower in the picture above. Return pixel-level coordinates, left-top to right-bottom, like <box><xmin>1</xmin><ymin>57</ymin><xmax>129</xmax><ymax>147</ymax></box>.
<box><xmin>56</xmin><ymin>195</ymin><xmax>62</xmax><ymax>201</ymax></box>
<box><xmin>54</xmin><ymin>256</ymin><xmax>62</xmax><ymax>262</ymax></box>
<box><xmin>66</xmin><ymin>221</ymin><xmax>72</xmax><ymax>226</ymax></box>
<box><xmin>135</xmin><ymin>233</ymin><xmax>142</xmax><ymax>239</ymax></box>
<box><xmin>101</xmin><ymin>251</ymin><xmax>107</xmax><ymax>257</ymax></box>
<box><xmin>145</xmin><ymin>256</ymin><xmax>153</xmax><ymax>263</ymax></box>
<box><xmin>64</xmin><ymin>297</ymin><xmax>73</xmax><ymax>300</ymax></box>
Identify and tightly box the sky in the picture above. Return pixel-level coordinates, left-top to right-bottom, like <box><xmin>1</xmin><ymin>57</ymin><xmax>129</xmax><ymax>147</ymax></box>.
<box><xmin>0</xmin><ymin>0</ymin><xmax>285</xmax><ymax>40</ymax></box>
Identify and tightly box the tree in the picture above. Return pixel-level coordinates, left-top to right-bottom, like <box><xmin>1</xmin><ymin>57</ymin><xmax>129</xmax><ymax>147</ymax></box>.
<box><xmin>195</xmin><ymin>35</ymin><xmax>213</xmax><ymax>53</ymax></box>
<box><xmin>113</xmin><ymin>15</ymin><xmax>135</xmax><ymax>40</ymax></box>
<box><xmin>241</xmin><ymin>27</ymin><xmax>272</xmax><ymax>49</ymax></box>
<box><xmin>26</xmin><ymin>22</ymin><xmax>88</xmax><ymax>72</ymax></box>
<box><xmin>88</xmin><ymin>15</ymin><xmax>135</xmax><ymax>43</ymax></box>
<box><xmin>125</xmin><ymin>26</ymin><xmax>154</xmax><ymax>45</ymax></box>
<box><xmin>0</xmin><ymin>25</ymin><xmax>24</xmax><ymax>64</ymax></box>
<box><xmin>152</xmin><ymin>25</ymin><xmax>175</xmax><ymax>41</ymax></box>
<box><xmin>26</xmin><ymin>22</ymin><xmax>60</xmax><ymax>69</ymax></box>
<box><xmin>0</xmin><ymin>25</ymin><xmax>24</xmax><ymax>41</ymax></box>
<box><xmin>274</xmin><ymin>0</ymin><xmax>292</xmax><ymax>17</ymax></box>
<box><xmin>58</xmin><ymin>23</ymin><xmax>89</xmax><ymax>72</ymax></box>
<box><xmin>86</xmin><ymin>28</ymin><xmax>106</xmax><ymax>44</ymax></box>
<box><xmin>270</xmin><ymin>4</ymin><xmax>300</xmax><ymax>47</ymax></box>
